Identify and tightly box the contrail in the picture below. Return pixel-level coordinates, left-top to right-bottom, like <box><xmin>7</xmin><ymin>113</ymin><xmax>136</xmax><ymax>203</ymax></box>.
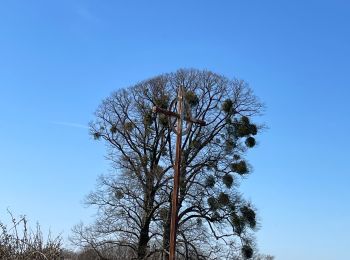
<box><xmin>50</xmin><ymin>121</ymin><xmax>89</xmax><ymax>129</ymax></box>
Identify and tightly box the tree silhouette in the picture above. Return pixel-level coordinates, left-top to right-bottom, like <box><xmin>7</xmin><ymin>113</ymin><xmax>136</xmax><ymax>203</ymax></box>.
<box><xmin>71</xmin><ymin>69</ymin><xmax>264</xmax><ymax>259</ymax></box>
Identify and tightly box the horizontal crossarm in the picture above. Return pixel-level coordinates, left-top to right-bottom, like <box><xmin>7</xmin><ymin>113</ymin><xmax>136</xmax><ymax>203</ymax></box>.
<box><xmin>152</xmin><ymin>106</ymin><xmax>206</xmax><ymax>126</ymax></box>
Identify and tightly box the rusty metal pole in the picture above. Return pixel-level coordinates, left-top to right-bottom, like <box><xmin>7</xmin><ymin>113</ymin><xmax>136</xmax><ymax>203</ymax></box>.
<box><xmin>152</xmin><ymin>86</ymin><xmax>206</xmax><ymax>260</ymax></box>
<box><xmin>169</xmin><ymin>86</ymin><xmax>184</xmax><ymax>260</ymax></box>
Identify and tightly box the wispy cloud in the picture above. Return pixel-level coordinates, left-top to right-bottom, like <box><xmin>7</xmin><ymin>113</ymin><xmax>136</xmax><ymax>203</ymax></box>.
<box><xmin>51</xmin><ymin>121</ymin><xmax>89</xmax><ymax>129</ymax></box>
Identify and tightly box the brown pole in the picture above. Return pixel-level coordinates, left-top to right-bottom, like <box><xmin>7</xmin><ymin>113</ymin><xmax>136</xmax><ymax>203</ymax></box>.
<box><xmin>169</xmin><ymin>86</ymin><xmax>183</xmax><ymax>260</ymax></box>
<box><xmin>152</xmin><ymin>86</ymin><xmax>206</xmax><ymax>260</ymax></box>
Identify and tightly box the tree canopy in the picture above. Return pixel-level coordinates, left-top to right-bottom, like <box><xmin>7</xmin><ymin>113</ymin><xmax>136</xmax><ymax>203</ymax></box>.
<box><xmin>71</xmin><ymin>69</ymin><xmax>264</xmax><ymax>260</ymax></box>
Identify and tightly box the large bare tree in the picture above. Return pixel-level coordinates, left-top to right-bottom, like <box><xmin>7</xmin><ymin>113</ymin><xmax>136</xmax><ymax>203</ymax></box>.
<box><xmin>71</xmin><ymin>69</ymin><xmax>264</xmax><ymax>260</ymax></box>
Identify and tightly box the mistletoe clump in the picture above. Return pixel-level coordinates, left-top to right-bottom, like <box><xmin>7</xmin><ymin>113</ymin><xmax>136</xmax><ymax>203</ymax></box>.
<box><xmin>222</xmin><ymin>99</ymin><xmax>234</xmax><ymax>114</ymax></box>
<box><xmin>222</xmin><ymin>174</ymin><xmax>234</xmax><ymax>188</ymax></box>
<box><xmin>93</xmin><ymin>131</ymin><xmax>101</xmax><ymax>140</ymax></box>
<box><xmin>205</xmin><ymin>175</ymin><xmax>216</xmax><ymax>188</ymax></box>
<box><xmin>110</xmin><ymin>124</ymin><xmax>117</xmax><ymax>134</ymax></box>
<box><xmin>218</xmin><ymin>192</ymin><xmax>230</xmax><ymax>206</ymax></box>
<box><xmin>143</xmin><ymin>109</ymin><xmax>153</xmax><ymax>126</ymax></box>
<box><xmin>124</xmin><ymin>122</ymin><xmax>134</xmax><ymax>132</ymax></box>
<box><xmin>185</xmin><ymin>90</ymin><xmax>199</xmax><ymax>107</ymax></box>
<box><xmin>241</xmin><ymin>206</ymin><xmax>256</xmax><ymax>228</ymax></box>
<box><xmin>241</xmin><ymin>244</ymin><xmax>254</xmax><ymax>259</ymax></box>
<box><xmin>207</xmin><ymin>197</ymin><xmax>219</xmax><ymax>211</ymax></box>
<box><xmin>231</xmin><ymin>160</ymin><xmax>249</xmax><ymax>175</ymax></box>
<box><xmin>154</xmin><ymin>94</ymin><xmax>169</xmax><ymax>109</ymax></box>
<box><xmin>245</xmin><ymin>137</ymin><xmax>256</xmax><ymax>148</ymax></box>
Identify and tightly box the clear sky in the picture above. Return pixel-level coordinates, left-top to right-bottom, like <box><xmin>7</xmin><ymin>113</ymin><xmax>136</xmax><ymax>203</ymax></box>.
<box><xmin>0</xmin><ymin>1</ymin><xmax>349</xmax><ymax>259</ymax></box>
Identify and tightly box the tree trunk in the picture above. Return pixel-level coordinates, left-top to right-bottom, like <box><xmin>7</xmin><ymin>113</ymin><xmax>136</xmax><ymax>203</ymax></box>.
<box><xmin>137</xmin><ymin>179</ymin><xmax>155</xmax><ymax>260</ymax></box>
<box><xmin>137</xmin><ymin>221</ymin><xmax>150</xmax><ymax>259</ymax></box>
<box><xmin>162</xmin><ymin>206</ymin><xmax>171</xmax><ymax>260</ymax></box>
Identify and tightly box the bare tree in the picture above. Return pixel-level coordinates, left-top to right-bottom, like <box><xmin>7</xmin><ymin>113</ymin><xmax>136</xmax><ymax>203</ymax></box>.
<box><xmin>71</xmin><ymin>69</ymin><xmax>264</xmax><ymax>259</ymax></box>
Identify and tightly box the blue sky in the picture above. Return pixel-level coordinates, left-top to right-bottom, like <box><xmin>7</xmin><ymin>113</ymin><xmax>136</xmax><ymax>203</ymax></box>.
<box><xmin>0</xmin><ymin>1</ymin><xmax>349</xmax><ymax>259</ymax></box>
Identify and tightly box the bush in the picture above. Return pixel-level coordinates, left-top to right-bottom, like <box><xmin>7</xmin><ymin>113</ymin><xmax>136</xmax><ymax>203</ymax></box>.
<box><xmin>0</xmin><ymin>211</ymin><xmax>62</xmax><ymax>260</ymax></box>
